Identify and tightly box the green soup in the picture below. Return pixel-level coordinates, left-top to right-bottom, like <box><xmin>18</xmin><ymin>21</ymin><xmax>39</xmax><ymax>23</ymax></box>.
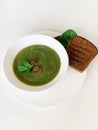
<box><xmin>13</xmin><ymin>45</ymin><xmax>61</xmax><ymax>86</ymax></box>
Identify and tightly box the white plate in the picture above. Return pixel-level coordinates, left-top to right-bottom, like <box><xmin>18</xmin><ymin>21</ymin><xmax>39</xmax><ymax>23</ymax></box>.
<box><xmin>3</xmin><ymin>31</ymin><xmax>87</xmax><ymax>107</ymax></box>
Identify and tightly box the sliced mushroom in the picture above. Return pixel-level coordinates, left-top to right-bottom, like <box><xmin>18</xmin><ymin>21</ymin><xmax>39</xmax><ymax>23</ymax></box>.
<box><xmin>30</xmin><ymin>58</ymin><xmax>38</xmax><ymax>65</ymax></box>
<box><xmin>33</xmin><ymin>66</ymin><xmax>42</xmax><ymax>73</ymax></box>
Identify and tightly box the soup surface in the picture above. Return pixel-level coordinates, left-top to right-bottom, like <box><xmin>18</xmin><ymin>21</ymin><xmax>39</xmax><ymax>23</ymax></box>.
<box><xmin>13</xmin><ymin>45</ymin><xmax>61</xmax><ymax>86</ymax></box>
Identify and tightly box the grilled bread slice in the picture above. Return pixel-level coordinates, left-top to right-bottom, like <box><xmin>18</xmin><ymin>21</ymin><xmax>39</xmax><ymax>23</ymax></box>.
<box><xmin>66</xmin><ymin>36</ymin><xmax>98</xmax><ymax>72</ymax></box>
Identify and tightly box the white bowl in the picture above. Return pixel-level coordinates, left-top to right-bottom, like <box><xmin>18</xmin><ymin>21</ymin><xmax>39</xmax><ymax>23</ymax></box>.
<box><xmin>3</xmin><ymin>34</ymin><xmax>68</xmax><ymax>91</ymax></box>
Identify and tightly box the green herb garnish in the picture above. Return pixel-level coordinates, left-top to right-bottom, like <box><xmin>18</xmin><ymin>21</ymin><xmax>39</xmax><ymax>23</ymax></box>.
<box><xmin>18</xmin><ymin>60</ymin><xmax>33</xmax><ymax>73</ymax></box>
<box><xmin>58</xmin><ymin>29</ymin><xmax>77</xmax><ymax>48</ymax></box>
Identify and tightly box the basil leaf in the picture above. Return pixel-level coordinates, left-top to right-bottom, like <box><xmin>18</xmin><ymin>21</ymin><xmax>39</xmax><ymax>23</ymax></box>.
<box><xmin>22</xmin><ymin>60</ymin><xmax>32</xmax><ymax>68</ymax></box>
<box><xmin>59</xmin><ymin>29</ymin><xmax>77</xmax><ymax>48</ymax></box>
<box><xmin>18</xmin><ymin>65</ymin><xmax>29</xmax><ymax>72</ymax></box>
<box><xmin>18</xmin><ymin>60</ymin><xmax>33</xmax><ymax>73</ymax></box>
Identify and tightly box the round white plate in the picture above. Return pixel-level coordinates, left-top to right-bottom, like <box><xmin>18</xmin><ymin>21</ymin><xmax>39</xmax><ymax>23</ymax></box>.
<box><xmin>3</xmin><ymin>31</ymin><xmax>87</xmax><ymax>107</ymax></box>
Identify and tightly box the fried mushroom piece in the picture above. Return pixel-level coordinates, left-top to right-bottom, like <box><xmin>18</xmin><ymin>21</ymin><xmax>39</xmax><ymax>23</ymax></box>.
<box><xmin>33</xmin><ymin>66</ymin><xmax>42</xmax><ymax>73</ymax></box>
<box><xmin>30</xmin><ymin>58</ymin><xmax>38</xmax><ymax>65</ymax></box>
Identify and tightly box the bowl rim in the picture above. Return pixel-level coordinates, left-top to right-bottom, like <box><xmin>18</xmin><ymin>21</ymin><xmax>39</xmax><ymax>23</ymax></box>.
<box><xmin>3</xmin><ymin>34</ymin><xmax>69</xmax><ymax>92</ymax></box>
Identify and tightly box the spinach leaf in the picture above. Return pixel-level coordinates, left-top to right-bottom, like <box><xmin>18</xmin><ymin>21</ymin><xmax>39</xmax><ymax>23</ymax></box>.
<box><xmin>18</xmin><ymin>60</ymin><xmax>33</xmax><ymax>73</ymax></box>
<box><xmin>58</xmin><ymin>29</ymin><xmax>77</xmax><ymax>48</ymax></box>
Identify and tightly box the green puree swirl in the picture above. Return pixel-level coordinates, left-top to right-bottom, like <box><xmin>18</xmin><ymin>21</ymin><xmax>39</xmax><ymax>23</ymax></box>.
<box><xmin>13</xmin><ymin>45</ymin><xmax>61</xmax><ymax>86</ymax></box>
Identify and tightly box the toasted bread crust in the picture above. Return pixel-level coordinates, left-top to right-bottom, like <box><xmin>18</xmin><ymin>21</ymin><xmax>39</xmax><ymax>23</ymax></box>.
<box><xmin>66</xmin><ymin>36</ymin><xmax>98</xmax><ymax>72</ymax></box>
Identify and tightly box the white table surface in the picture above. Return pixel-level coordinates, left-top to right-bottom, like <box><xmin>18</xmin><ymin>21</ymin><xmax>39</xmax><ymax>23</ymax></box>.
<box><xmin>0</xmin><ymin>0</ymin><xmax>98</xmax><ymax>130</ymax></box>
